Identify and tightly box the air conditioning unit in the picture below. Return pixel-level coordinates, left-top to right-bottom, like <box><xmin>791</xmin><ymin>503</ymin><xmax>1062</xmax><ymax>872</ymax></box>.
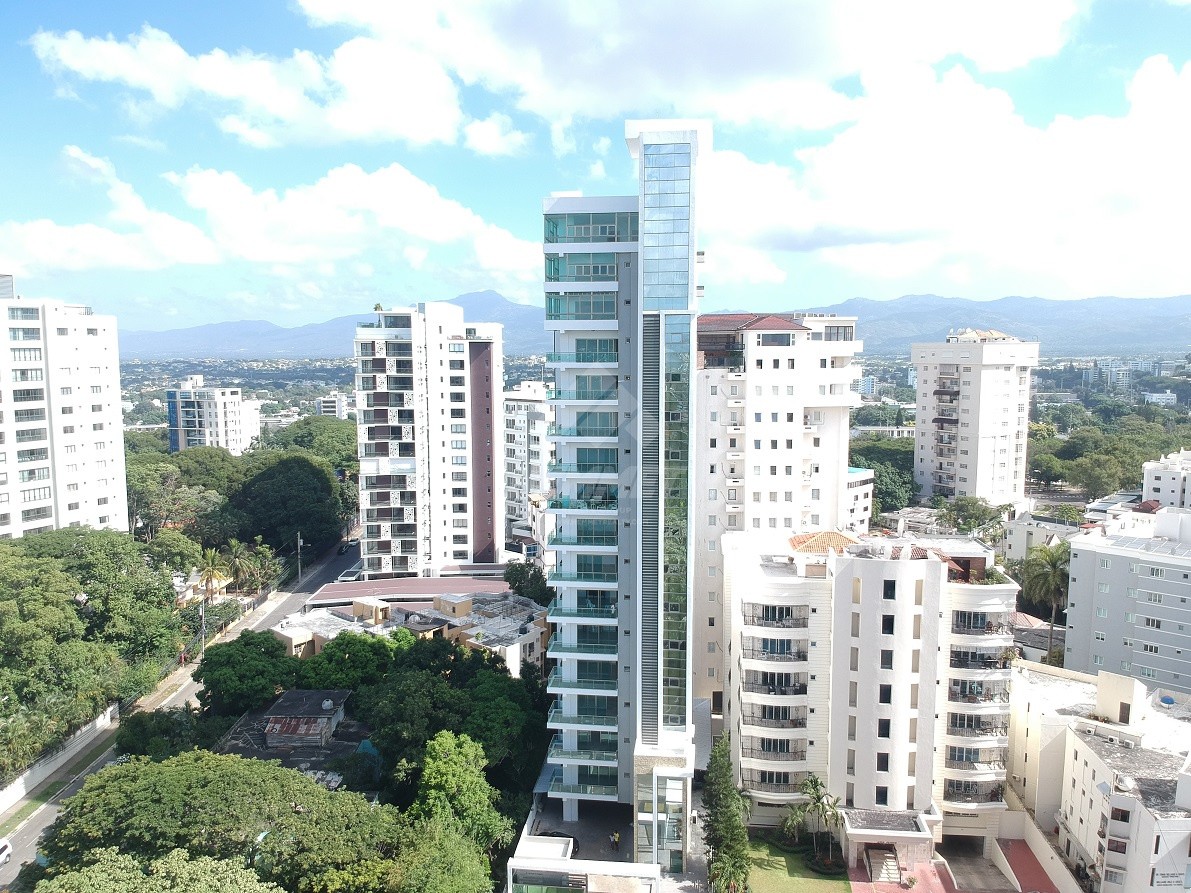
<box><xmin>1122</xmin><ymin>741</ymin><xmax>1136</xmax><ymax>749</ymax></box>
<box><xmin>1106</xmin><ymin>736</ymin><xmax>1117</xmax><ymax>744</ymax></box>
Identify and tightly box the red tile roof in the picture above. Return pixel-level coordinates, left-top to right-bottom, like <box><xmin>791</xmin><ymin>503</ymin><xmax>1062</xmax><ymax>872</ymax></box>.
<box><xmin>788</xmin><ymin>531</ymin><xmax>859</xmax><ymax>554</ymax></box>
<box><xmin>697</xmin><ymin>313</ymin><xmax>810</xmax><ymax>333</ymax></box>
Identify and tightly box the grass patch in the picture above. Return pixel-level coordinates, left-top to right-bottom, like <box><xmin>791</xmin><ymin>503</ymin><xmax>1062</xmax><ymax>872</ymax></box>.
<box><xmin>748</xmin><ymin>839</ymin><xmax>851</xmax><ymax>893</ymax></box>
<box><xmin>0</xmin><ymin>732</ymin><xmax>117</xmax><ymax>837</ymax></box>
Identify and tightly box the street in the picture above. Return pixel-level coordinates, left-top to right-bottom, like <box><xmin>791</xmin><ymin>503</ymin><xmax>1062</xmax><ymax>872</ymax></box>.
<box><xmin>0</xmin><ymin>542</ymin><xmax>361</xmax><ymax>889</ymax></box>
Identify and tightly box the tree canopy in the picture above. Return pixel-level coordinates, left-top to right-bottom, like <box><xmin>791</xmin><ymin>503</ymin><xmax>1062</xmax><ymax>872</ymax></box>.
<box><xmin>192</xmin><ymin>630</ymin><xmax>298</xmax><ymax>715</ymax></box>
<box><xmin>32</xmin><ymin>847</ymin><xmax>285</xmax><ymax>893</ymax></box>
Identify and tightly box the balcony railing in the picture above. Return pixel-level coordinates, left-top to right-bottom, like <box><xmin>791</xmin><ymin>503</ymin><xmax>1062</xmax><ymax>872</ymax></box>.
<box><xmin>742</xmin><ymin>614</ymin><xmax>810</xmax><ymax>629</ymax></box>
<box><xmin>745</xmin><ymin>650</ymin><xmax>810</xmax><ymax>663</ymax></box>
<box><xmin>951</xmin><ymin>622</ymin><xmax>1010</xmax><ymax>636</ymax></box>
<box><xmin>546</xmin><ymin>497</ymin><xmax>618</xmax><ymax>512</ymax></box>
<box><xmin>546</xmin><ymin>601</ymin><xmax>617</xmax><ymax>621</ymax></box>
<box><xmin>548</xmin><ymin>570</ymin><xmax>618</xmax><ymax>584</ymax></box>
<box><xmin>950</xmin><ymin>657</ymin><xmax>1011</xmax><ymax>670</ymax></box>
<box><xmin>545</xmin><ymin>352</ymin><xmax>619</xmax><ymax>363</ymax></box>
<box><xmin>549</xmin><ymin>390</ymin><xmax>617</xmax><ymax>401</ymax></box>
<box><xmin>741</xmin><ymin>748</ymin><xmax>807</xmax><ymax>762</ymax></box>
<box><xmin>742</xmin><ymin>682</ymin><xmax>809</xmax><ymax>696</ymax></box>
<box><xmin>546</xmin><ymin>670</ymin><xmax>617</xmax><ymax>691</ymax></box>
<box><xmin>546</xmin><ymin>425</ymin><xmax>619</xmax><ymax>438</ymax></box>
<box><xmin>547</xmin><ymin>736</ymin><xmax>618</xmax><ymax>762</ymax></box>
<box><xmin>745</xmin><ymin>781</ymin><xmax>806</xmax><ymax>793</ymax></box>
<box><xmin>548</xmin><ymin>706</ymin><xmax>617</xmax><ymax>727</ymax></box>
<box><xmin>946</xmin><ymin>725</ymin><xmax>1008</xmax><ymax>737</ymax></box>
<box><xmin>943</xmin><ymin>783</ymin><xmax>1004</xmax><ymax>804</ymax></box>
<box><xmin>945</xmin><ymin>758</ymin><xmax>1006</xmax><ymax>771</ymax></box>
<box><xmin>547</xmin><ymin>636</ymin><xmax>618</xmax><ymax>656</ymax></box>
<box><xmin>548</xmin><ymin>778</ymin><xmax>618</xmax><ymax>797</ymax></box>
<box><xmin>548</xmin><ymin>533</ymin><xmax>618</xmax><ymax>547</ymax></box>
<box><xmin>742</xmin><ymin>715</ymin><xmax>807</xmax><ymax>729</ymax></box>
<box><xmin>948</xmin><ymin>689</ymin><xmax>1009</xmax><ymax>703</ymax></box>
<box><xmin>548</xmin><ymin>462</ymin><xmax>618</xmax><ymax>474</ymax></box>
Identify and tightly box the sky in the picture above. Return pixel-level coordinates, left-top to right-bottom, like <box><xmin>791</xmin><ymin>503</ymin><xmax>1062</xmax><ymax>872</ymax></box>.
<box><xmin>1</xmin><ymin>0</ymin><xmax>1190</xmax><ymax>330</ymax></box>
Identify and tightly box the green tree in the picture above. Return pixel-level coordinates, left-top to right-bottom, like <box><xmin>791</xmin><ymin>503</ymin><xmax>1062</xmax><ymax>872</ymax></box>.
<box><xmin>1039</xmin><ymin>503</ymin><xmax>1084</xmax><ymax>525</ymax></box>
<box><xmin>32</xmin><ymin>847</ymin><xmax>285</xmax><ymax>893</ymax></box>
<box><xmin>262</xmin><ymin>416</ymin><xmax>359</xmax><ymax>474</ymax></box>
<box><xmin>221</xmin><ymin>539</ymin><xmax>253</xmax><ymax>590</ymax></box>
<box><xmin>297</xmin><ymin>632</ymin><xmax>399</xmax><ymax>690</ymax></box>
<box><xmin>231</xmin><ymin>452</ymin><xmax>344</xmax><ymax>551</ymax></box>
<box><xmin>850</xmin><ymin>435</ymin><xmax>915</xmax><ymax>477</ymax></box>
<box><xmin>703</xmin><ymin>735</ymin><xmax>750</xmax><ymax>893</ymax></box>
<box><xmin>411</xmin><ymin>731</ymin><xmax>514</xmax><ymax>856</ymax></box>
<box><xmin>142</xmin><ymin>528</ymin><xmax>202</xmax><ymax>575</ymax></box>
<box><xmin>1029</xmin><ymin>453</ymin><xmax>1067</xmax><ymax>489</ymax></box>
<box><xmin>868</xmin><ymin>463</ymin><xmax>915</xmax><ymax>517</ymax></box>
<box><xmin>388</xmin><ymin>820</ymin><xmax>492</xmax><ymax>893</ymax></box>
<box><xmin>937</xmin><ymin>496</ymin><xmax>1007</xmax><ymax>535</ymax></box>
<box><xmin>1066</xmin><ymin>455</ymin><xmax>1124</xmax><ymax>499</ymax></box>
<box><xmin>171</xmin><ymin>446</ymin><xmax>246</xmax><ymax>497</ymax></box>
<box><xmin>502</xmin><ymin>561</ymin><xmax>554</xmax><ymax>607</ymax></box>
<box><xmin>124</xmin><ymin>430</ymin><xmax>169</xmax><ymax>455</ymax></box>
<box><xmin>851</xmin><ymin>404</ymin><xmax>898</xmax><ymax>427</ymax></box>
<box><xmin>1021</xmin><ymin>541</ymin><xmax>1071</xmax><ymax>657</ymax></box>
<box><xmin>192</xmin><ymin>630</ymin><xmax>297</xmax><ymax>715</ymax></box>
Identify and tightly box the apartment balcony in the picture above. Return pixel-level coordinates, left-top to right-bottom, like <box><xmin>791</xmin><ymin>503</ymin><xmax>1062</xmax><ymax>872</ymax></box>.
<box><xmin>933</xmin><ymin>387</ymin><xmax>960</xmax><ymax>397</ymax></box>
<box><xmin>546</xmin><ymin>670</ymin><xmax>617</xmax><ymax>694</ymax></box>
<box><xmin>941</xmin><ymin>782</ymin><xmax>1006</xmax><ymax>811</ymax></box>
<box><xmin>937</xmin><ymin>433</ymin><xmax>957</xmax><ymax>445</ymax></box>
<box><xmin>933</xmin><ymin>417</ymin><xmax>959</xmax><ymax>426</ymax></box>
<box><xmin>741</xmin><ymin>714</ymin><xmax>807</xmax><ymax>730</ymax></box>
<box><xmin>742</xmin><ymin>647</ymin><xmax>809</xmax><ymax>663</ymax></box>
<box><xmin>944</xmin><ymin>724</ymin><xmax>1008</xmax><ymax>742</ymax></box>
<box><xmin>933</xmin><ymin>470</ymin><xmax>957</xmax><ymax>484</ymax></box>
<box><xmin>741</xmin><ymin>608</ymin><xmax>810</xmax><ymax>629</ymax></box>
<box><xmin>549</xmin><ymin>390</ymin><xmax>617</xmax><ymax>403</ymax></box>
<box><xmin>943</xmin><ymin>754</ymin><xmax>1007</xmax><ymax>782</ymax></box>
<box><xmin>548</xmin><ymin>461</ymin><xmax>618</xmax><ymax>477</ymax></box>
<box><xmin>545</xmin><ymin>352</ymin><xmax>619</xmax><ymax>365</ymax></box>
<box><xmin>546</xmin><ymin>424</ymin><xmax>619</xmax><ymax>439</ymax></box>
<box><xmin>744</xmin><ymin>780</ymin><xmax>807</xmax><ymax>795</ymax></box>
<box><xmin>547</xmin><ymin>600</ymin><xmax>618</xmax><ymax>624</ymax></box>
<box><xmin>950</xmin><ymin>619</ymin><xmax>1012</xmax><ymax>640</ymax></box>
<box><xmin>937</xmin><ymin>446</ymin><xmax>957</xmax><ymax>459</ymax></box>
<box><xmin>741</xmin><ymin>747</ymin><xmax>807</xmax><ymax>763</ymax></box>
<box><xmin>547</xmin><ymin>570</ymin><xmax>618</xmax><ymax>586</ymax></box>
<box><xmin>547</xmin><ymin>704</ymin><xmax>618</xmax><ymax>730</ymax></box>
<box><xmin>546</xmin><ymin>636</ymin><xmax>618</xmax><ymax>660</ymax></box>
<box><xmin>741</xmin><ymin>681</ymin><xmax>809</xmax><ymax>697</ymax></box>
<box><xmin>546</xmin><ymin>497</ymin><xmax>618</xmax><ymax>513</ymax></box>
<box><xmin>947</xmin><ymin>688</ymin><xmax>1010</xmax><ymax>707</ymax></box>
<box><xmin>547</xmin><ymin>534</ymin><xmax>617</xmax><ymax>554</ymax></box>
<box><xmin>547</xmin><ymin>735</ymin><xmax>618</xmax><ymax>764</ymax></box>
<box><xmin>547</xmin><ymin>777</ymin><xmax>619</xmax><ymax>800</ymax></box>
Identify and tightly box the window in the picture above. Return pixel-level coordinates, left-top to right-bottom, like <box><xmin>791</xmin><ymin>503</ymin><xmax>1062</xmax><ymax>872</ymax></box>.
<box><xmin>881</xmin><ymin>615</ymin><xmax>895</xmax><ymax>635</ymax></box>
<box><xmin>882</xmin><ymin>580</ymin><xmax>896</xmax><ymax>600</ymax></box>
<box><xmin>879</xmin><ymin>684</ymin><xmax>892</xmax><ymax>704</ymax></box>
<box><xmin>1145</xmin><ymin>617</ymin><xmax>1161</xmax><ymax>629</ymax></box>
<box><xmin>877</xmin><ymin>719</ymin><xmax>890</xmax><ymax>737</ymax></box>
<box><xmin>876</xmin><ymin>753</ymin><xmax>889</xmax><ymax>772</ymax></box>
<box><xmin>880</xmin><ymin>649</ymin><xmax>893</xmax><ymax>669</ymax></box>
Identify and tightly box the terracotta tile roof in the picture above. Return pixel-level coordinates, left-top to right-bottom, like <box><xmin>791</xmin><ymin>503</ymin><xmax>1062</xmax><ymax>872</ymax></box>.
<box><xmin>697</xmin><ymin>313</ymin><xmax>810</xmax><ymax>333</ymax></box>
<box><xmin>788</xmin><ymin>531</ymin><xmax>859</xmax><ymax>554</ymax></box>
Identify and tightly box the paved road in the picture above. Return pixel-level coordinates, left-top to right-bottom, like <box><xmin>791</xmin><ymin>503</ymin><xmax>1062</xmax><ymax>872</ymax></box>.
<box><xmin>0</xmin><ymin>543</ymin><xmax>361</xmax><ymax>889</ymax></box>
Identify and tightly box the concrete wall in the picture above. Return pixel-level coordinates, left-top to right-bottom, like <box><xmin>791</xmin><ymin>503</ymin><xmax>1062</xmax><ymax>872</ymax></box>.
<box><xmin>0</xmin><ymin>704</ymin><xmax>119</xmax><ymax>815</ymax></box>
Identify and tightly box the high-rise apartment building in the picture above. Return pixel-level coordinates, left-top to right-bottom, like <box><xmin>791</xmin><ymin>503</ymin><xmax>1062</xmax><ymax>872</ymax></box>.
<box><xmin>541</xmin><ymin>120</ymin><xmax>708</xmax><ymax>871</ymax></box>
<box><xmin>691</xmin><ymin>312</ymin><xmax>872</xmax><ymax>704</ymax></box>
<box><xmin>911</xmin><ymin>328</ymin><xmax>1038</xmax><ymax>509</ymax></box>
<box><xmin>315</xmin><ymin>390</ymin><xmax>354</xmax><ymax>420</ymax></box>
<box><xmin>502</xmin><ymin>380</ymin><xmax>552</xmax><ymax>545</ymax></box>
<box><xmin>165</xmin><ymin>375</ymin><xmax>260</xmax><ymax>455</ymax></box>
<box><xmin>721</xmin><ymin>531</ymin><xmax>1017</xmax><ymax>867</ymax></box>
<box><xmin>353</xmin><ymin>303</ymin><xmax>502</xmax><ymax>579</ymax></box>
<box><xmin>0</xmin><ymin>275</ymin><xmax>127</xmax><ymax>538</ymax></box>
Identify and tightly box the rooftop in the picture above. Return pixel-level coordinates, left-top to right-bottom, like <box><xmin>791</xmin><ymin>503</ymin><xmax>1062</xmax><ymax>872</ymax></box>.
<box><xmin>1077</xmin><ymin>731</ymin><xmax>1188</xmax><ymax>816</ymax></box>
<box><xmin>265</xmin><ymin>689</ymin><xmax>351</xmax><ymax>718</ymax></box>
<box><xmin>307</xmin><ymin>575</ymin><xmax>513</xmax><ymax>609</ymax></box>
<box><xmin>843</xmin><ymin>808</ymin><xmax>927</xmax><ymax>832</ymax></box>
<box><xmin>696</xmin><ymin>312</ymin><xmax>810</xmax><ymax>333</ymax></box>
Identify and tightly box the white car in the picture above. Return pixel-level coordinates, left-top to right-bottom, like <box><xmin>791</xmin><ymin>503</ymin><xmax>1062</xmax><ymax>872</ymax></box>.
<box><xmin>0</xmin><ymin>837</ymin><xmax>12</xmax><ymax>864</ymax></box>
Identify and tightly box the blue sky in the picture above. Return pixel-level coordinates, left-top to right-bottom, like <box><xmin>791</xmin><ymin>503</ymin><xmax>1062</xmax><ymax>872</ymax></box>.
<box><xmin>1</xmin><ymin>0</ymin><xmax>1189</xmax><ymax>330</ymax></box>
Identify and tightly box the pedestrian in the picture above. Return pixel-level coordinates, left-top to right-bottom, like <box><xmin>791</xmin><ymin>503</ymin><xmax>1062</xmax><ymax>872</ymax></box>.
<box><xmin>612</xmin><ymin>831</ymin><xmax>620</xmax><ymax>851</ymax></box>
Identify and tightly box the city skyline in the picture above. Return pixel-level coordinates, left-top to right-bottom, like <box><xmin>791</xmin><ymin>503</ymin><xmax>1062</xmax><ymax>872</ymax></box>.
<box><xmin>2</xmin><ymin>1</ymin><xmax>1190</xmax><ymax>329</ymax></box>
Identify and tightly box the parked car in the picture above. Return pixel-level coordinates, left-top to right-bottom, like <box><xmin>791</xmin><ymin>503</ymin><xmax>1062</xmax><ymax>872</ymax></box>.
<box><xmin>347</xmin><ymin>537</ymin><xmax>360</xmax><ymax>547</ymax></box>
<box><xmin>337</xmin><ymin>543</ymin><xmax>350</xmax><ymax>555</ymax></box>
<box><xmin>1</xmin><ymin>838</ymin><xmax>12</xmax><ymax>864</ymax></box>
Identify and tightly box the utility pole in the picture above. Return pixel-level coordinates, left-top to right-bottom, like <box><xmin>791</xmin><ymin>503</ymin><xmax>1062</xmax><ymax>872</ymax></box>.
<box><xmin>296</xmin><ymin>532</ymin><xmax>303</xmax><ymax>582</ymax></box>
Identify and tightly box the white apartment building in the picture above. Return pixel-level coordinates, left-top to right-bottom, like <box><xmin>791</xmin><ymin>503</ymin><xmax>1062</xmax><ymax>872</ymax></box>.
<box><xmin>0</xmin><ymin>275</ymin><xmax>127</xmax><ymax>538</ymax></box>
<box><xmin>537</xmin><ymin>120</ymin><xmax>708</xmax><ymax>874</ymax></box>
<box><xmin>502</xmin><ymin>380</ymin><xmax>552</xmax><ymax>545</ymax></box>
<box><xmin>912</xmin><ymin>328</ymin><xmax>1039</xmax><ymax>509</ymax></box>
<box><xmin>721</xmin><ymin>531</ymin><xmax>1018</xmax><ymax>869</ymax></box>
<box><xmin>1144</xmin><ymin>450</ymin><xmax>1191</xmax><ymax>509</ymax></box>
<box><xmin>353</xmin><ymin>303</ymin><xmax>503</xmax><ymax>579</ymax></box>
<box><xmin>691</xmin><ymin>311</ymin><xmax>872</xmax><ymax>705</ymax></box>
<box><xmin>166</xmin><ymin>375</ymin><xmax>260</xmax><ymax>455</ymax></box>
<box><xmin>315</xmin><ymin>390</ymin><xmax>354</xmax><ymax>420</ymax></box>
<box><xmin>1009</xmin><ymin>664</ymin><xmax>1191</xmax><ymax>892</ymax></box>
<box><xmin>1066</xmin><ymin>508</ymin><xmax>1191</xmax><ymax>693</ymax></box>
<box><xmin>1143</xmin><ymin>390</ymin><xmax>1178</xmax><ymax>407</ymax></box>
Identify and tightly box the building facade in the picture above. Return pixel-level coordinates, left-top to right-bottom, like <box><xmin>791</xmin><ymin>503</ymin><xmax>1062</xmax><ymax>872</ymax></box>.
<box><xmin>315</xmin><ymin>390</ymin><xmax>355</xmax><ymax>420</ymax></box>
<box><xmin>721</xmin><ymin>531</ymin><xmax>1017</xmax><ymax>866</ymax></box>
<box><xmin>0</xmin><ymin>276</ymin><xmax>128</xmax><ymax>538</ymax></box>
<box><xmin>1144</xmin><ymin>449</ymin><xmax>1191</xmax><ymax>509</ymax></box>
<box><xmin>912</xmin><ymin>328</ymin><xmax>1038</xmax><ymax>508</ymax></box>
<box><xmin>690</xmin><ymin>312</ymin><xmax>871</xmax><ymax>705</ymax></box>
<box><xmin>541</xmin><ymin>120</ymin><xmax>708</xmax><ymax>872</ymax></box>
<box><xmin>1066</xmin><ymin>508</ymin><xmax>1191</xmax><ymax>693</ymax></box>
<box><xmin>353</xmin><ymin>303</ymin><xmax>503</xmax><ymax>578</ymax></box>
<box><xmin>502</xmin><ymin>380</ymin><xmax>552</xmax><ymax>545</ymax></box>
<box><xmin>165</xmin><ymin>375</ymin><xmax>260</xmax><ymax>455</ymax></box>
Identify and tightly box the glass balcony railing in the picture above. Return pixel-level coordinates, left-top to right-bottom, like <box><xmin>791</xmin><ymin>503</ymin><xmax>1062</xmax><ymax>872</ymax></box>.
<box><xmin>546</xmin><ymin>670</ymin><xmax>617</xmax><ymax>691</ymax></box>
<box><xmin>547</xmin><ymin>705</ymin><xmax>618</xmax><ymax>727</ymax></box>
<box><xmin>545</xmin><ymin>352</ymin><xmax>619</xmax><ymax>363</ymax></box>
<box><xmin>548</xmin><ymin>570</ymin><xmax>618</xmax><ymax>584</ymax></box>
<box><xmin>547</xmin><ymin>533</ymin><xmax>618</xmax><ymax>547</ymax></box>
<box><xmin>546</xmin><ymin>635</ymin><xmax>618</xmax><ymax>655</ymax></box>
<box><xmin>546</xmin><ymin>497</ymin><xmax>618</xmax><ymax>512</ymax></box>
<box><xmin>546</xmin><ymin>600</ymin><xmax>617</xmax><ymax>621</ymax></box>
<box><xmin>547</xmin><ymin>778</ymin><xmax>618</xmax><ymax>797</ymax></box>
<box><xmin>547</xmin><ymin>735</ymin><xmax>618</xmax><ymax>762</ymax></box>
<box><xmin>548</xmin><ymin>390</ymin><xmax>618</xmax><ymax>401</ymax></box>
<box><xmin>546</xmin><ymin>425</ymin><xmax>619</xmax><ymax>438</ymax></box>
<box><xmin>548</xmin><ymin>462</ymin><xmax>618</xmax><ymax>474</ymax></box>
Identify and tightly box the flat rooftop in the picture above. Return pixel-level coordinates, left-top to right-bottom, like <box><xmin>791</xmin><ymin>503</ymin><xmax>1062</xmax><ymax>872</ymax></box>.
<box><xmin>1078</xmin><ymin>732</ymin><xmax>1188</xmax><ymax>816</ymax></box>
<box><xmin>306</xmin><ymin>576</ymin><xmax>512</xmax><ymax>609</ymax></box>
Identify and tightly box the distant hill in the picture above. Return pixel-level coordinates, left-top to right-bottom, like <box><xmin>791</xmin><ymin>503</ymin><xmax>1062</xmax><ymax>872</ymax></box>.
<box><xmin>801</xmin><ymin>294</ymin><xmax>1191</xmax><ymax>356</ymax></box>
<box><xmin>120</xmin><ymin>292</ymin><xmax>1190</xmax><ymax>360</ymax></box>
<box><xmin>119</xmin><ymin>291</ymin><xmax>553</xmax><ymax>360</ymax></box>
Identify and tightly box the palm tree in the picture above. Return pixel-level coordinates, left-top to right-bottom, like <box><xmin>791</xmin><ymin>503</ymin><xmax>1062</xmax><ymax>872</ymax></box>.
<box><xmin>222</xmin><ymin>538</ymin><xmax>251</xmax><ymax>591</ymax></box>
<box><xmin>1022</xmin><ymin>540</ymin><xmax>1071</xmax><ymax>657</ymax></box>
<box><xmin>196</xmin><ymin>548</ymin><xmax>229</xmax><ymax>658</ymax></box>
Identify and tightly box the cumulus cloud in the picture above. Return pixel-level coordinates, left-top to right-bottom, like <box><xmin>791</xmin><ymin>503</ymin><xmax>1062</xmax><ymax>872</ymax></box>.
<box><xmin>463</xmin><ymin>112</ymin><xmax>529</xmax><ymax>155</ymax></box>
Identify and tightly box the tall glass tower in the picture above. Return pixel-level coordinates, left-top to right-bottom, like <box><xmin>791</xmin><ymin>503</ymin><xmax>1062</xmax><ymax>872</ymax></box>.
<box><xmin>543</xmin><ymin>121</ymin><xmax>709</xmax><ymax>871</ymax></box>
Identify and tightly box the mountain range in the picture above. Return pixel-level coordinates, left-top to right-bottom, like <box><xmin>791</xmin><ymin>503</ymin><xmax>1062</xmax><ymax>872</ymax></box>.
<box><xmin>119</xmin><ymin>292</ymin><xmax>1191</xmax><ymax>360</ymax></box>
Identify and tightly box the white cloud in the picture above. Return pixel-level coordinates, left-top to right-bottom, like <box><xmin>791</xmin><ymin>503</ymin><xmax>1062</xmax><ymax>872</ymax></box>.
<box><xmin>593</xmin><ymin>136</ymin><xmax>612</xmax><ymax>156</ymax></box>
<box><xmin>463</xmin><ymin>112</ymin><xmax>529</xmax><ymax>155</ymax></box>
<box><xmin>588</xmin><ymin>160</ymin><xmax>607</xmax><ymax>180</ymax></box>
<box><xmin>113</xmin><ymin>134</ymin><xmax>166</xmax><ymax>151</ymax></box>
<box><xmin>0</xmin><ymin>146</ymin><xmax>218</xmax><ymax>276</ymax></box>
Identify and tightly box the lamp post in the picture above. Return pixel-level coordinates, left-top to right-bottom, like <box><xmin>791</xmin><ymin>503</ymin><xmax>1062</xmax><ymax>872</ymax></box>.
<box><xmin>296</xmin><ymin>532</ymin><xmax>303</xmax><ymax>582</ymax></box>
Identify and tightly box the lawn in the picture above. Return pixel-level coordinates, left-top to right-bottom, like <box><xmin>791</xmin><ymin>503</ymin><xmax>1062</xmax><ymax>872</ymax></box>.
<box><xmin>748</xmin><ymin>838</ymin><xmax>852</xmax><ymax>893</ymax></box>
